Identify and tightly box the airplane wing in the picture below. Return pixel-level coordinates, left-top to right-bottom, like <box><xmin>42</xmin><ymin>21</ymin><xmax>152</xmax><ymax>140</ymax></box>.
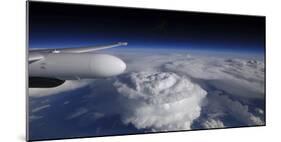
<box><xmin>29</xmin><ymin>42</ymin><xmax>128</xmax><ymax>54</ymax></box>
<box><xmin>28</xmin><ymin>42</ymin><xmax>128</xmax><ymax>63</ymax></box>
<box><xmin>28</xmin><ymin>53</ymin><xmax>44</xmax><ymax>63</ymax></box>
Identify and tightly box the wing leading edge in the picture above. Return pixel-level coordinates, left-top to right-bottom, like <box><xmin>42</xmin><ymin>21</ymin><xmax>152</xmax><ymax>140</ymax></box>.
<box><xmin>49</xmin><ymin>42</ymin><xmax>128</xmax><ymax>53</ymax></box>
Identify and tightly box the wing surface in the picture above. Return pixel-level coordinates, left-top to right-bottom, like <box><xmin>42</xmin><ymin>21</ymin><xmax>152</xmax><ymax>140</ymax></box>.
<box><xmin>29</xmin><ymin>42</ymin><xmax>128</xmax><ymax>54</ymax></box>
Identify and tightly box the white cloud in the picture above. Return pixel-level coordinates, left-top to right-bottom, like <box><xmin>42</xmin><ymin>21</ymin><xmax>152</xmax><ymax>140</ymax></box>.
<box><xmin>113</xmin><ymin>72</ymin><xmax>207</xmax><ymax>131</ymax></box>
<box><xmin>202</xmin><ymin>119</ymin><xmax>225</xmax><ymax>129</ymax></box>
<box><xmin>28</xmin><ymin>51</ymin><xmax>265</xmax><ymax>134</ymax></box>
<box><xmin>114</xmin><ymin>52</ymin><xmax>264</xmax><ymax>99</ymax></box>
<box><xmin>206</xmin><ymin>91</ymin><xmax>264</xmax><ymax>126</ymax></box>
<box><xmin>29</xmin><ymin>80</ymin><xmax>91</xmax><ymax>97</ymax></box>
<box><xmin>29</xmin><ymin>115</ymin><xmax>43</xmax><ymax>122</ymax></box>
<box><xmin>255</xmin><ymin>108</ymin><xmax>264</xmax><ymax>115</ymax></box>
<box><xmin>31</xmin><ymin>104</ymin><xmax>50</xmax><ymax>113</ymax></box>
<box><xmin>162</xmin><ymin>55</ymin><xmax>264</xmax><ymax>99</ymax></box>
<box><xmin>66</xmin><ymin>108</ymin><xmax>89</xmax><ymax>120</ymax></box>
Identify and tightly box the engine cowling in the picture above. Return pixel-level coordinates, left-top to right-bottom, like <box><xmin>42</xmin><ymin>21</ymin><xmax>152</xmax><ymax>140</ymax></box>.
<box><xmin>29</xmin><ymin>77</ymin><xmax>65</xmax><ymax>88</ymax></box>
<box><xmin>29</xmin><ymin>53</ymin><xmax>126</xmax><ymax>80</ymax></box>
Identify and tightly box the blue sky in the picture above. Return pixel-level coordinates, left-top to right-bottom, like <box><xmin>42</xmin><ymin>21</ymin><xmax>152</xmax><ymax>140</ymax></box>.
<box><xmin>29</xmin><ymin>1</ymin><xmax>265</xmax><ymax>54</ymax></box>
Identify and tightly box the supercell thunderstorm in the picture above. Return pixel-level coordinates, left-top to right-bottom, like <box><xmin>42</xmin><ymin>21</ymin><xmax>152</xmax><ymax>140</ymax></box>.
<box><xmin>114</xmin><ymin>72</ymin><xmax>206</xmax><ymax>131</ymax></box>
<box><xmin>29</xmin><ymin>50</ymin><xmax>265</xmax><ymax>139</ymax></box>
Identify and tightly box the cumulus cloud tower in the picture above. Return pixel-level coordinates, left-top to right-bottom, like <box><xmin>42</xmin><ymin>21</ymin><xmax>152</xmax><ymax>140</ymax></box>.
<box><xmin>114</xmin><ymin>72</ymin><xmax>207</xmax><ymax>131</ymax></box>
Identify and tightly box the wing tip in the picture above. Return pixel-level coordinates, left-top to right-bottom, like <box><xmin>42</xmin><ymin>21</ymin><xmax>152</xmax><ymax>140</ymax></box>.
<box><xmin>118</xmin><ymin>42</ymin><xmax>128</xmax><ymax>46</ymax></box>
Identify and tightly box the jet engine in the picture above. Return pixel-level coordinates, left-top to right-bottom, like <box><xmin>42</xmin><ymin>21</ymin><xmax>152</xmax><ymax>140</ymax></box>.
<box><xmin>29</xmin><ymin>53</ymin><xmax>126</xmax><ymax>87</ymax></box>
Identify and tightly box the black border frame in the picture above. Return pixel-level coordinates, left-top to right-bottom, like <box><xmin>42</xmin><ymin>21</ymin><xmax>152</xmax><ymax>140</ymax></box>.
<box><xmin>26</xmin><ymin>0</ymin><xmax>266</xmax><ymax>141</ymax></box>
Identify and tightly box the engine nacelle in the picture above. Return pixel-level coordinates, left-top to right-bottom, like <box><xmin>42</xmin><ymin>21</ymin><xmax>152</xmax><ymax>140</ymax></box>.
<box><xmin>29</xmin><ymin>53</ymin><xmax>126</xmax><ymax>80</ymax></box>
